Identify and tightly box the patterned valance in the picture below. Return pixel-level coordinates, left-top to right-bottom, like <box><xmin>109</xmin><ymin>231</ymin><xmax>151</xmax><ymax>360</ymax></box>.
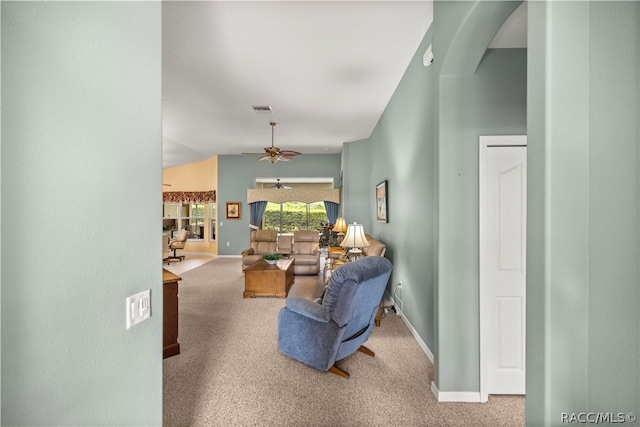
<box><xmin>247</xmin><ymin>188</ymin><xmax>340</xmax><ymax>204</ymax></box>
<box><xmin>163</xmin><ymin>190</ymin><xmax>216</xmax><ymax>204</ymax></box>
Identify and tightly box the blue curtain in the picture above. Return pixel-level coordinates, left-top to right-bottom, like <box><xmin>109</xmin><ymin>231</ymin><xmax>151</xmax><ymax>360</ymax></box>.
<box><xmin>249</xmin><ymin>201</ymin><xmax>268</xmax><ymax>230</ymax></box>
<box><xmin>324</xmin><ymin>201</ymin><xmax>339</xmax><ymax>225</ymax></box>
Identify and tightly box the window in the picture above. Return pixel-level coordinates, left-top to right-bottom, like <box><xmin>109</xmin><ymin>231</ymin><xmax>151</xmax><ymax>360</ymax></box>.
<box><xmin>163</xmin><ymin>203</ymin><xmax>205</xmax><ymax>241</ymax></box>
<box><xmin>185</xmin><ymin>203</ymin><xmax>205</xmax><ymax>239</ymax></box>
<box><xmin>263</xmin><ymin>201</ymin><xmax>327</xmax><ymax>234</ymax></box>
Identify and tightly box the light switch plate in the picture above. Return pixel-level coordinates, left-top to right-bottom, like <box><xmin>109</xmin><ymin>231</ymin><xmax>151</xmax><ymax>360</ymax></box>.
<box><xmin>126</xmin><ymin>289</ymin><xmax>151</xmax><ymax>329</ymax></box>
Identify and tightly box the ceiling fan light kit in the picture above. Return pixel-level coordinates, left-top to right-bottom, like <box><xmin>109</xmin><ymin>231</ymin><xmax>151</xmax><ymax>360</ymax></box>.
<box><xmin>253</xmin><ymin>122</ymin><xmax>301</xmax><ymax>164</ymax></box>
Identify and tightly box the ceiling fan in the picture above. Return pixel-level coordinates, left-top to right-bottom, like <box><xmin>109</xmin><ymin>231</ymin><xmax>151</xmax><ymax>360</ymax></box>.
<box><xmin>272</xmin><ymin>178</ymin><xmax>292</xmax><ymax>189</ymax></box>
<box><xmin>243</xmin><ymin>122</ymin><xmax>301</xmax><ymax>164</ymax></box>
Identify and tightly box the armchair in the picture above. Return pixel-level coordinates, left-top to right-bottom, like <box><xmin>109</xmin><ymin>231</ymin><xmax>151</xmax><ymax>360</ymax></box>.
<box><xmin>289</xmin><ymin>230</ymin><xmax>320</xmax><ymax>275</ymax></box>
<box><xmin>167</xmin><ymin>229</ymin><xmax>188</xmax><ymax>262</ymax></box>
<box><xmin>241</xmin><ymin>230</ymin><xmax>278</xmax><ymax>270</ymax></box>
<box><xmin>277</xmin><ymin>256</ymin><xmax>393</xmax><ymax>378</ymax></box>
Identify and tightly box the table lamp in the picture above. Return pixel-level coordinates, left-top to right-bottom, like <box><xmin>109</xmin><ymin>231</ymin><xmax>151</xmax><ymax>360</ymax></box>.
<box><xmin>339</xmin><ymin>223</ymin><xmax>369</xmax><ymax>261</ymax></box>
<box><xmin>333</xmin><ymin>217</ymin><xmax>347</xmax><ymax>244</ymax></box>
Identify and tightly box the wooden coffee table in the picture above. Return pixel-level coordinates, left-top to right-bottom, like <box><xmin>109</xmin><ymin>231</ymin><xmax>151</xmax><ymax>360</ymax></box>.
<box><xmin>243</xmin><ymin>258</ymin><xmax>295</xmax><ymax>298</ymax></box>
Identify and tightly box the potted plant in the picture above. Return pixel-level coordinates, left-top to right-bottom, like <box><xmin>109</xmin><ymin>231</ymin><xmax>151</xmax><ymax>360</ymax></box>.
<box><xmin>318</xmin><ymin>220</ymin><xmax>334</xmax><ymax>247</ymax></box>
<box><xmin>262</xmin><ymin>252</ymin><xmax>283</xmax><ymax>265</ymax></box>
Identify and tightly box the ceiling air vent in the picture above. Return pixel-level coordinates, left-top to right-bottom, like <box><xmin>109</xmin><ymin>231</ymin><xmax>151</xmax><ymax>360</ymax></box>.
<box><xmin>252</xmin><ymin>105</ymin><xmax>273</xmax><ymax>113</ymax></box>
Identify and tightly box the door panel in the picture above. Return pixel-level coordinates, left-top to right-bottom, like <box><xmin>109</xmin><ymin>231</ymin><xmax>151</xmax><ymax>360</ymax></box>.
<box><xmin>484</xmin><ymin>144</ymin><xmax>527</xmax><ymax>395</ymax></box>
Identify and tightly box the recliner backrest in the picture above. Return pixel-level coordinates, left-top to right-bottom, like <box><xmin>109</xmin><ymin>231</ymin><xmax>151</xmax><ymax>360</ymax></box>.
<box><xmin>292</xmin><ymin>230</ymin><xmax>319</xmax><ymax>255</ymax></box>
<box><xmin>250</xmin><ymin>229</ymin><xmax>278</xmax><ymax>254</ymax></box>
<box><xmin>321</xmin><ymin>257</ymin><xmax>392</xmax><ymax>332</ymax></box>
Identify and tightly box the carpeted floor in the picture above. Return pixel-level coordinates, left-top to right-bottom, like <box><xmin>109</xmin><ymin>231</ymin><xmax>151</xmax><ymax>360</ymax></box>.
<box><xmin>162</xmin><ymin>258</ymin><xmax>524</xmax><ymax>426</ymax></box>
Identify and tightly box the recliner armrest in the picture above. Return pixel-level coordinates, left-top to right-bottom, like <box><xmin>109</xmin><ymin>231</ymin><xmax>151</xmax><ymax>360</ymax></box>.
<box><xmin>285</xmin><ymin>297</ymin><xmax>330</xmax><ymax>323</ymax></box>
<box><xmin>241</xmin><ymin>248</ymin><xmax>254</xmax><ymax>256</ymax></box>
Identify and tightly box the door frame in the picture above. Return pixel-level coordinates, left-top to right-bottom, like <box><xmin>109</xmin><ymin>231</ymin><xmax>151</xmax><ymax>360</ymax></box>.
<box><xmin>479</xmin><ymin>135</ymin><xmax>527</xmax><ymax>403</ymax></box>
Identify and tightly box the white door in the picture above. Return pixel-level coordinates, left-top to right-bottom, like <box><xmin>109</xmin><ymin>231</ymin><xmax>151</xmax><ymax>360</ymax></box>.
<box><xmin>479</xmin><ymin>136</ymin><xmax>527</xmax><ymax>399</ymax></box>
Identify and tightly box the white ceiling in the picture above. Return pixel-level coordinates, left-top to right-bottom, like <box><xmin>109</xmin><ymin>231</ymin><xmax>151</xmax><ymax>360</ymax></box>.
<box><xmin>162</xmin><ymin>1</ymin><xmax>527</xmax><ymax>168</ymax></box>
<box><xmin>162</xmin><ymin>1</ymin><xmax>434</xmax><ymax>168</ymax></box>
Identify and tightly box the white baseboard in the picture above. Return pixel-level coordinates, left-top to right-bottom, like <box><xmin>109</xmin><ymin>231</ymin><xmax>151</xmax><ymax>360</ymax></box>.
<box><xmin>216</xmin><ymin>254</ymin><xmax>242</xmax><ymax>258</ymax></box>
<box><xmin>385</xmin><ymin>291</ymin><xmax>482</xmax><ymax>403</ymax></box>
<box><xmin>398</xmin><ymin>309</ymin><xmax>435</xmax><ymax>365</ymax></box>
<box><xmin>430</xmin><ymin>382</ymin><xmax>482</xmax><ymax>403</ymax></box>
<box><xmin>383</xmin><ymin>290</ymin><xmax>434</xmax><ymax>364</ymax></box>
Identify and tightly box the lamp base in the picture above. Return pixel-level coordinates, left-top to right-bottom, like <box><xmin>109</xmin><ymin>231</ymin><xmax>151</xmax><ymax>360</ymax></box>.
<box><xmin>346</xmin><ymin>248</ymin><xmax>363</xmax><ymax>262</ymax></box>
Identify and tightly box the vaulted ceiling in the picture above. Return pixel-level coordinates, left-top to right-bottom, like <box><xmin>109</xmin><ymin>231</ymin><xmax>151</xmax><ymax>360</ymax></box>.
<box><xmin>162</xmin><ymin>1</ymin><xmax>526</xmax><ymax>168</ymax></box>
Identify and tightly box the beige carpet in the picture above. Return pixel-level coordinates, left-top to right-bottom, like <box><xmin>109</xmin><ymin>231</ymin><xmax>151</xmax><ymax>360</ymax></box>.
<box><xmin>163</xmin><ymin>258</ymin><xmax>524</xmax><ymax>426</ymax></box>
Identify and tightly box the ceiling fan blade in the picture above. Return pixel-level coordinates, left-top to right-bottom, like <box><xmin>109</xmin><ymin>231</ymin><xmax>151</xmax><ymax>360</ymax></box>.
<box><xmin>279</xmin><ymin>150</ymin><xmax>301</xmax><ymax>157</ymax></box>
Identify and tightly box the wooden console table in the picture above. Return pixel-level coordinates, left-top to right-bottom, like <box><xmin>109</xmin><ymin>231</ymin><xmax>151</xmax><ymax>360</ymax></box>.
<box><xmin>163</xmin><ymin>268</ymin><xmax>181</xmax><ymax>359</ymax></box>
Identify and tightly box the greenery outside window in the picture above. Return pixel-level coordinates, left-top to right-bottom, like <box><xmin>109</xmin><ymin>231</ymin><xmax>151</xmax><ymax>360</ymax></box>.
<box><xmin>263</xmin><ymin>201</ymin><xmax>327</xmax><ymax>234</ymax></box>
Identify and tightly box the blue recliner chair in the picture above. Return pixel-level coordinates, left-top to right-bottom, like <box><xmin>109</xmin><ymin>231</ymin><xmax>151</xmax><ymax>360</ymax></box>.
<box><xmin>277</xmin><ymin>256</ymin><xmax>393</xmax><ymax>379</ymax></box>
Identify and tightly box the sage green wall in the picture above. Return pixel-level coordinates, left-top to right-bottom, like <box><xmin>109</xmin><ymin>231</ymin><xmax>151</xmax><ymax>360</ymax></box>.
<box><xmin>437</xmin><ymin>46</ymin><xmax>527</xmax><ymax>392</ymax></box>
<box><xmin>341</xmin><ymin>140</ymin><xmax>372</xmax><ymax>228</ymax></box>
<box><xmin>435</xmin><ymin>1</ymin><xmax>524</xmax><ymax>393</ymax></box>
<box><xmin>527</xmin><ymin>2</ymin><xmax>640</xmax><ymax>425</ymax></box>
<box><xmin>0</xmin><ymin>3</ymin><xmax>3</xmax><ymax>421</ymax></box>
<box><xmin>342</xmin><ymin>1</ymin><xmax>527</xmax><ymax>394</ymax></box>
<box><xmin>217</xmin><ymin>154</ymin><xmax>341</xmax><ymax>255</ymax></box>
<box><xmin>366</xmin><ymin>26</ymin><xmax>436</xmax><ymax>355</ymax></box>
<box><xmin>1</xmin><ymin>2</ymin><xmax>162</xmax><ymax>425</ymax></box>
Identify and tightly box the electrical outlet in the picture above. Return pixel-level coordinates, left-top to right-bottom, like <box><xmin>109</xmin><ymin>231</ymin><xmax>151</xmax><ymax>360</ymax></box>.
<box><xmin>227</xmin><ymin>242</ymin><xmax>230</xmax><ymax>246</ymax></box>
<box><xmin>126</xmin><ymin>289</ymin><xmax>151</xmax><ymax>329</ymax></box>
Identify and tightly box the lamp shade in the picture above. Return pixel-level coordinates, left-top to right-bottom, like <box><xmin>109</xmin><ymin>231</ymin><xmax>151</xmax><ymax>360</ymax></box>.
<box><xmin>340</xmin><ymin>223</ymin><xmax>369</xmax><ymax>249</ymax></box>
<box><xmin>333</xmin><ymin>217</ymin><xmax>347</xmax><ymax>234</ymax></box>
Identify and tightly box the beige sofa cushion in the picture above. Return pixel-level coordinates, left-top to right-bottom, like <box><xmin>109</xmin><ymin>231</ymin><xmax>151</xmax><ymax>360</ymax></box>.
<box><xmin>362</xmin><ymin>234</ymin><xmax>386</xmax><ymax>257</ymax></box>
<box><xmin>290</xmin><ymin>230</ymin><xmax>320</xmax><ymax>275</ymax></box>
<box><xmin>242</xmin><ymin>230</ymin><xmax>278</xmax><ymax>270</ymax></box>
<box><xmin>249</xmin><ymin>230</ymin><xmax>278</xmax><ymax>255</ymax></box>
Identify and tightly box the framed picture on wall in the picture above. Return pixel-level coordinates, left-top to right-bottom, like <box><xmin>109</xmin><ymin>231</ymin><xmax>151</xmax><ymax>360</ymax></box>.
<box><xmin>376</xmin><ymin>180</ymin><xmax>388</xmax><ymax>223</ymax></box>
<box><xmin>226</xmin><ymin>202</ymin><xmax>241</xmax><ymax>219</ymax></box>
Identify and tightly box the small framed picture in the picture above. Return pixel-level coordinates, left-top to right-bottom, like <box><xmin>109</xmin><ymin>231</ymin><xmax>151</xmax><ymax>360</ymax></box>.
<box><xmin>226</xmin><ymin>202</ymin><xmax>241</xmax><ymax>219</ymax></box>
<box><xmin>376</xmin><ymin>180</ymin><xmax>388</xmax><ymax>223</ymax></box>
